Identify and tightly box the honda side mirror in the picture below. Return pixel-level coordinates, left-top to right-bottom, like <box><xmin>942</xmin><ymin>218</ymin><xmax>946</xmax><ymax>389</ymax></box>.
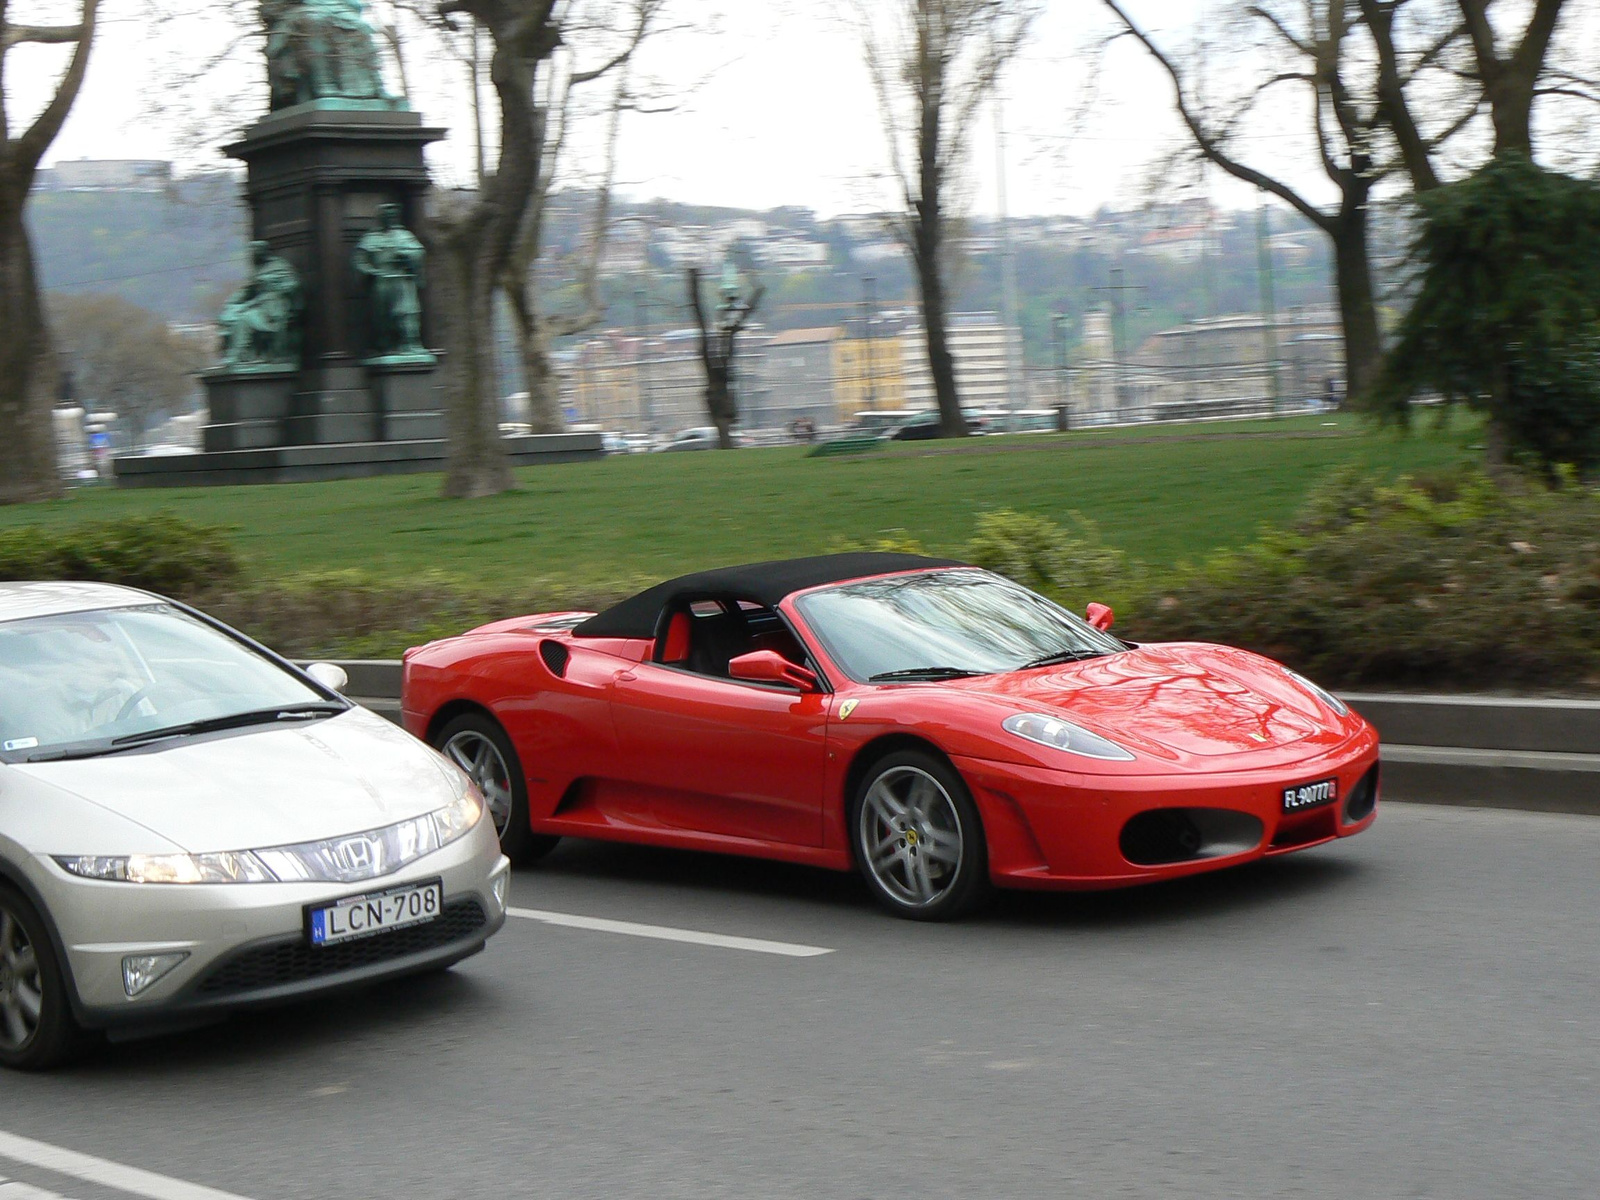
<box><xmin>1085</xmin><ymin>603</ymin><xmax>1114</xmax><ymax>632</ymax></box>
<box><xmin>728</xmin><ymin>650</ymin><xmax>818</xmax><ymax>691</ymax></box>
<box><xmin>305</xmin><ymin>661</ymin><xmax>349</xmax><ymax>692</ymax></box>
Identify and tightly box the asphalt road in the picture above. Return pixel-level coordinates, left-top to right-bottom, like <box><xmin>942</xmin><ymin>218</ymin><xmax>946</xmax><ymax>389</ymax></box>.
<box><xmin>5</xmin><ymin>801</ymin><xmax>1599</xmax><ymax>1200</ymax></box>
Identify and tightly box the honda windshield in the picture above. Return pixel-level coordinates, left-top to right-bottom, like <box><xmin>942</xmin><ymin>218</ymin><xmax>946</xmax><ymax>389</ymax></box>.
<box><xmin>0</xmin><ymin>604</ymin><xmax>341</xmax><ymax>762</ymax></box>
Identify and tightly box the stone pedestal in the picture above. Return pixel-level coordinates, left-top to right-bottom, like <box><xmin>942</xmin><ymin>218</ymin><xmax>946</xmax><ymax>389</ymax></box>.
<box><xmin>202</xmin><ymin>367</ymin><xmax>298</xmax><ymax>451</ymax></box>
<box><xmin>369</xmin><ymin>357</ymin><xmax>445</xmax><ymax>441</ymax></box>
<box><xmin>228</xmin><ymin>105</ymin><xmax>444</xmax><ymax>366</ymax></box>
<box><xmin>193</xmin><ymin>103</ymin><xmax>450</xmax><ymax>468</ymax></box>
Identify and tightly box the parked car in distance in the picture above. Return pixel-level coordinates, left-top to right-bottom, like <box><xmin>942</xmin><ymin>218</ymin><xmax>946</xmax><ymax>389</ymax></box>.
<box><xmin>659</xmin><ymin>426</ymin><xmax>744</xmax><ymax>451</ymax></box>
<box><xmin>852</xmin><ymin>410</ymin><xmax>925</xmax><ymax>436</ymax></box>
<box><xmin>0</xmin><ymin>582</ymin><xmax>509</xmax><ymax>1070</ymax></box>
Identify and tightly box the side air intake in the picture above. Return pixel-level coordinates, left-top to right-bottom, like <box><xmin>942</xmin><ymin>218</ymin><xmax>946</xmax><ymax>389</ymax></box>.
<box><xmin>539</xmin><ymin>639</ymin><xmax>570</xmax><ymax>677</ymax></box>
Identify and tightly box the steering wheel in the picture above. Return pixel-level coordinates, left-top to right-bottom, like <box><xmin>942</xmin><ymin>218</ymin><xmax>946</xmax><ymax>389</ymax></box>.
<box><xmin>113</xmin><ymin>685</ymin><xmax>155</xmax><ymax>723</ymax></box>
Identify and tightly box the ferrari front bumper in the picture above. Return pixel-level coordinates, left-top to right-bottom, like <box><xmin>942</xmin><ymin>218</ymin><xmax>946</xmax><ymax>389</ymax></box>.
<box><xmin>954</xmin><ymin>730</ymin><xmax>1381</xmax><ymax>890</ymax></box>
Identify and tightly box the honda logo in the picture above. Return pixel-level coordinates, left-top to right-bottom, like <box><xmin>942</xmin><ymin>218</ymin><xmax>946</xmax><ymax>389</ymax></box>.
<box><xmin>334</xmin><ymin>836</ymin><xmax>377</xmax><ymax>875</ymax></box>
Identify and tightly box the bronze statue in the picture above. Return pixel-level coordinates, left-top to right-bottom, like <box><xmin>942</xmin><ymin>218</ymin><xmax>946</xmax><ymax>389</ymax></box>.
<box><xmin>353</xmin><ymin>203</ymin><xmax>427</xmax><ymax>357</ymax></box>
<box><xmin>219</xmin><ymin>241</ymin><xmax>303</xmax><ymax>367</ymax></box>
<box><xmin>263</xmin><ymin>0</ymin><xmax>390</xmax><ymax>110</ymax></box>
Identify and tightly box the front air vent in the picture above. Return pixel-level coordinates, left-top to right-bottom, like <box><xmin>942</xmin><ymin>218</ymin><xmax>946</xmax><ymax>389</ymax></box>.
<box><xmin>1120</xmin><ymin>808</ymin><xmax>1264</xmax><ymax>866</ymax></box>
<box><xmin>1342</xmin><ymin>763</ymin><xmax>1379</xmax><ymax>824</ymax></box>
<box><xmin>539</xmin><ymin>639</ymin><xmax>570</xmax><ymax>677</ymax></box>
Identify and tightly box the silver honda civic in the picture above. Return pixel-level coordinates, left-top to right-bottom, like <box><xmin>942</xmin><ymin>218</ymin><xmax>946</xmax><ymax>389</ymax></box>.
<box><xmin>0</xmin><ymin>582</ymin><xmax>509</xmax><ymax>1070</ymax></box>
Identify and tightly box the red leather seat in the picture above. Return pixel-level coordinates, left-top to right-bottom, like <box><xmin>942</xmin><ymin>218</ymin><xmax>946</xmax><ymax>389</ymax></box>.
<box><xmin>661</xmin><ymin>611</ymin><xmax>691</xmax><ymax>663</ymax></box>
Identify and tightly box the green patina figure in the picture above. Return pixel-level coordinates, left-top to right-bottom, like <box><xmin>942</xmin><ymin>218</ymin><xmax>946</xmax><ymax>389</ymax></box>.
<box><xmin>218</xmin><ymin>240</ymin><xmax>302</xmax><ymax>368</ymax></box>
<box><xmin>263</xmin><ymin>0</ymin><xmax>392</xmax><ymax>110</ymax></box>
<box><xmin>353</xmin><ymin>204</ymin><xmax>429</xmax><ymax>359</ymax></box>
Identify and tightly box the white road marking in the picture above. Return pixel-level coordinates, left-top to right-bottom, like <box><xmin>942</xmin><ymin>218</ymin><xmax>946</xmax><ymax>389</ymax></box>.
<box><xmin>0</xmin><ymin>1132</ymin><xmax>253</xmax><ymax>1200</ymax></box>
<box><xmin>506</xmin><ymin>907</ymin><xmax>835</xmax><ymax>958</ymax></box>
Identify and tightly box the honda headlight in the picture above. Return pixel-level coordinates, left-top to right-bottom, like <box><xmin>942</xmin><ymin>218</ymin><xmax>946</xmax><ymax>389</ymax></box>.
<box><xmin>1002</xmin><ymin>713</ymin><xmax>1136</xmax><ymax>761</ymax></box>
<box><xmin>1285</xmin><ymin>669</ymin><xmax>1349</xmax><ymax>716</ymax></box>
<box><xmin>433</xmin><ymin>786</ymin><xmax>484</xmax><ymax>845</ymax></box>
<box><xmin>56</xmin><ymin>852</ymin><xmax>274</xmax><ymax>884</ymax></box>
<box><xmin>56</xmin><ymin>791</ymin><xmax>487</xmax><ymax>885</ymax></box>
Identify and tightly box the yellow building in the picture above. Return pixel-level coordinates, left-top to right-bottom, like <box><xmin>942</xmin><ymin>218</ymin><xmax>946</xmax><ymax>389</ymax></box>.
<box><xmin>832</xmin><ymin>332</ymin><xmax>907</xmax><ymax>419</ymax></box>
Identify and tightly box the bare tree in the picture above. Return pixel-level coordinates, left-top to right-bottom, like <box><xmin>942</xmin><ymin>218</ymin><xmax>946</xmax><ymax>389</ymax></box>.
<box><xmin>0</xmin><ymin>0</ymin><xmax>100</xmax><ymax>504</ymax></box>
<box><xmin>860</xmin><ymin>0</ymin><xmax>1036</xmax><ymax>438</ymax></box>
<box><xmin>430</xmin><ymin>0</ymin><xmax>560</xmax><ymax>499</ymax></box>
<box><xmin>501</xmin><ymin>0</ymin><xmax>668</xmax><ymax>435</ymax></box>
<box><xmin>685</xmin><ymin>266</ymin><xmax>764</xmax><ymax>451</ymax></box>
<box><xmin>1102</xmin><ymin>0</ymin><xmax>1405</xmax><ymax>400</ymax></box>
<box><xmin>1455</xmin><ymin>0</ymin><xmax>1572</xmax><ymax>157</ymax></box>
<box><xmin>49</xmin><ymin>293</ymin><xmax>209</xmax><ymax>449</ymax></box>
<box><xmin>1356</xmin><ymin>0</ymin><xmax>1470</xmax><ymax>192</ymax></box>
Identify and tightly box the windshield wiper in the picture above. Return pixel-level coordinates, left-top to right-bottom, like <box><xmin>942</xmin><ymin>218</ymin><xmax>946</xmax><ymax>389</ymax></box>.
<box><xmin>868</xmin><ymin>666</ymin><xmax>988</xmax><ymax>682</ymax></box>
<box><xmin>1020</xmin><ymin>649</ymin><xmax>1108</xmax><ymax>670</ymax></box>
<box><xmin>25</xmin><ymin>702</ymin><xmax>348</xmax><ymax>762</ymax></box>
<box><xmin>111</xmin><ymin>702</ymin><xmax>348</xmax><ymax>746</ymax></box>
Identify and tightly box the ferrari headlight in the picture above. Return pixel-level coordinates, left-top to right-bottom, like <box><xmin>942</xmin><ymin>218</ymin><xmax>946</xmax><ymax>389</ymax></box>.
<box><xmin>1285</xmin><ymin>669</ymin><xmax>1349</xmax><ymax>716</ymax></box>
<box><xmin>1002</xmin><ymin>713</ymin><xmax>1136</xmax><ymax>761</ymax></box>
<box><xmin>56</xmin><ymin>852</ymin><xmax>274</xmax><ymax>884</ymax></box>
<box><xmin>55</xmin><ymin>793</ymin><xmax>487</xmax><ymax>885</ymax></box>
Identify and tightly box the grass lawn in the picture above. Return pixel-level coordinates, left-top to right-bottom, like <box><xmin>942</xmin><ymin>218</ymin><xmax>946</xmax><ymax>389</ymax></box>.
<box><xmin>6</xmin><ymin>413</ymin><xmax>1480</xmax><ymax>591</ymax></box>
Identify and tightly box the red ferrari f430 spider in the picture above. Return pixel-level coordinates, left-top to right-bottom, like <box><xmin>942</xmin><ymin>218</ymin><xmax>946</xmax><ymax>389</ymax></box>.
<box><xmin>402</xmin><ymin>554</ymin><xmax>1378</xmax><ymax>919</ymax></box>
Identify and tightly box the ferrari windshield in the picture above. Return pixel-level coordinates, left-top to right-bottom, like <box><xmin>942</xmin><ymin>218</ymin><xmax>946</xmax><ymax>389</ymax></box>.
<box><xmin>0</xmin><ymin>604</ymin><xmax>332</xmax><ymax>762</ymax></box>
<box><xmin>795</xmin><ymin>568</ymin><xmax>1125</xmax><ymax>683</ymax></box>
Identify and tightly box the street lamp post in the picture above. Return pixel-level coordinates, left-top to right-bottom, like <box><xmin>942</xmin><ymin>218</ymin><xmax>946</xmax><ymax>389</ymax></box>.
<box><xmin>1052</xmin><ymin>312</ymin><xmax>1070</xmax><ymax>431</ymax></box>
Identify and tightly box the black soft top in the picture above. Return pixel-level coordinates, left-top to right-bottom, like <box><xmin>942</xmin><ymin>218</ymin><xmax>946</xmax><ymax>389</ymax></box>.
<box><xmin>571</xmin><ymin>552</ymin><xmax>965</xmax><ymax>639</ymax></box>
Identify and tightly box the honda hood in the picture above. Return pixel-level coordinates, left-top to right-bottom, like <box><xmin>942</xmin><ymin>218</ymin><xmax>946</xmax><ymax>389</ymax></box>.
<box><xmin>16</xmin><ymin>708</ymin><xmax>463</xmax><ymax>854</ymax></box>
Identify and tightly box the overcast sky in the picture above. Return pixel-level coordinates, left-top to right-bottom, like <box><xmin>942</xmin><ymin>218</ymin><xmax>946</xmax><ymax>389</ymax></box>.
<box><xmin>13</xmin><ymin>1</ymin><xmax>1596</xmax><ymax>220</ymax></box>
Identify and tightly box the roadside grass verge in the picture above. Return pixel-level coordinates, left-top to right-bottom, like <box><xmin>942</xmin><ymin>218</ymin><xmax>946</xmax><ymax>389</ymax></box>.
<box><xmin>4</xmin><ymin>413</ymin><xmax>1479</xmax><ymax>595</ymax></box>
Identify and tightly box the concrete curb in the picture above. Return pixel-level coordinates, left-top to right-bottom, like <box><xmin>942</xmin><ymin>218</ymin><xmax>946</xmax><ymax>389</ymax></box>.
<box><xmin>305</xmin><ymin>661</ymin><xmax>1599</xmax><ymax>817</ymax></box>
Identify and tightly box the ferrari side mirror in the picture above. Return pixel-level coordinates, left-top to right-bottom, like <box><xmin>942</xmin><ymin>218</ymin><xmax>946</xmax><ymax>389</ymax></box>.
<box><xmin>728</xmin><ymin>650</ymin><xmax>818</xmax><ymax>691</ymax></box>
<box><xmin>1085</xmin><ymin>603</ymin><xmax>1114</xmax><ymax>632</ymax></box>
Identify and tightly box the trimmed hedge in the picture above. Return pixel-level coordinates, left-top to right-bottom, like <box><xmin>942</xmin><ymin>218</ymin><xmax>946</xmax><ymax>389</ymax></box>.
<box><xmin>5</xmin><ymin>482</ymin><xmax>1596</xmax><ymax>691</ymax></box>
<box><xmin>0</xmin><ymin>513</ymin><xmax>240</xmax><ymax>599</ymax></box>
<box><xmin>1129</xmin><ymin>469</ymin><xmax>1600</xmax><ymax>690</ymax></box>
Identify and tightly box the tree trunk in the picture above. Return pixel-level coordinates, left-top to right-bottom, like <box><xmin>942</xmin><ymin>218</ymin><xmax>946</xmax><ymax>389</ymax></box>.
<box><xmin>504</xmin><ymin>276</ymin><xmax>564</xmax><ymax>434</ymax></box>
<box><xmin>0</xmin><ymin>190</ymin><xmax>64</xmax><ymax>504</ymax></box>
<box><xmin>436</xmin><ymin>6</ymin><xmax>557</xmax><ymax>499</ymax></box>
<box><xmin>438</xmin><ymin>218</ymin><xmax>513</xmax><ymax>499</ymax></box>
<box><xmin>709</xmin><ymin>398</ymin><xmax>735</xmax><ymax>450</ymax></box>
<box><xmin>915</xmin><ymin>221</ymin><xmax>963</xmax><ymax>438</ymax></box>
<box><xmin>520</xmin><ymin>318</ymin><xmax>566</xmax><ymax>433</ymax></box>
<box><xmin>1331</xmin><ymin>191</ymin><xmax>1382</xmax><ymax>403</ymax></box>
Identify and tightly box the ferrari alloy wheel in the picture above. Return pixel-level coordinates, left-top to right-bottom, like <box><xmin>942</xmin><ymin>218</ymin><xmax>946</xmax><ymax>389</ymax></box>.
<box><xmin>434</xmin><ymin>713</ymin><xmax>559</xmax><ymax>867</ymax></box>
<box><xmin>0</xmin><ymin>887</ymin><xmax>83</xmax><ymax>1071</ymax></box>
<box><xmin>851</xmin><ymin>750</ymin><xmax>989</xmax><ymax>921</ymax></box>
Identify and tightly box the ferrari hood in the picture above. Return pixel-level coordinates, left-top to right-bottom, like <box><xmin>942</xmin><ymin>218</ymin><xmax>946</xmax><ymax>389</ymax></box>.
<box><xmin>15</xmin><ymin>708</ymin><xmax>461</xmax><ymax>854</ymax></box>
<box><xmin>968</xmin><ymin>643</ymin><xmax>1327</xmax><ymax>758</ymax></box>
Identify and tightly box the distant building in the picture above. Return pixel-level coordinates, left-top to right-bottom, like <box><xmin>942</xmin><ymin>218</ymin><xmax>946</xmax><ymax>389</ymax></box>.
<box><xmin>758</xmin><ymin>327</ymin><xmax>841</xmax><ymax>426</ymax></box>
<box><xmin>1136</xmin><ymin>310</ymin><xmax>1344</xmax><ymax>414</ymax></box>
<box><xmin>834</xmin><ymin>327</ymin><xmax>907</xmax><ymax>418</ymax></box>
<box><xmin>39</xmin><ymin>159</ymin><xmax>172</xmax><ymax>192</ymax></box>
<box><xmin>849</xmin><ymin>242</ymin><xmax>901</xmax><ymax>265</ymax></box>
<box><xmin>900</xmin><ymin>311</ymin><xmax>1023</xmax><ymax>413</ymax></box>
<box><xmin>754</xmin><ymin>238</ymin><xmax>831</xmax><ymax>271</ymax></box>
